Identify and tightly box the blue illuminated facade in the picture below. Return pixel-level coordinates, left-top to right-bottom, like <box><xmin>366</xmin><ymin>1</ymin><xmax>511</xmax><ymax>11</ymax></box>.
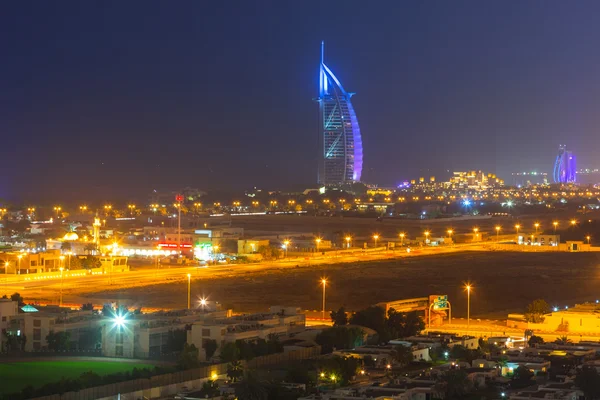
<box><xmin>553</xmin><ymin>145</ymin><xmax>576</xmax><ymax>183</ymax></box>
<box><xmin>317</xmin><ymin>41</ymin><xmax>363</xmax><ymax>185</ymax></box>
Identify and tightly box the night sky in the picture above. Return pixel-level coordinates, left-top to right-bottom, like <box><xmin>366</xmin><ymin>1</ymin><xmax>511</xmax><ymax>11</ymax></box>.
<box><xmin>3</xmin><ymin>1</ymin><xmax>600</xmax><ymax>201</ymax></box>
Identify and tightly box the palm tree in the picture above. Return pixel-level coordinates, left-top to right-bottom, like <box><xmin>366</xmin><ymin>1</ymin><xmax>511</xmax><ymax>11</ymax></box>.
<box><xmin>227</xmin><ymin>360</ymin><xmax>244</xmax><ymax>382</ymax></box>
<box><xmin>497</xmin><ymin>357</ymin><xmax>508</xmax><ymax>368</ymax></box>
<box><xmin>555</xmin><ymin>335</ymin><xmax>572</xmax><ymax>345</ymax></box>
<box><xmin>234</xmin><ymin>377</ymin><xmax>268</xmax><ymax>400</ymax></box>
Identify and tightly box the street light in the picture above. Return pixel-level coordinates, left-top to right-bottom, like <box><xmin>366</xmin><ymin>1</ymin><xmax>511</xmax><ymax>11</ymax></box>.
<box><xmin>283</xmin><ymin>240</ymin><xmax>290</xmax><ymax>258</ymax></box>
<box><xmin>587</xmin><ymin>236</ymin><xmax>591</xmax><ymax>245</ymax></box>
<box><xmin>495</xmin><ymin>226</ymin><xmax>501</xmax><ymax>241</ymax></box>
<box><xmin>515</xmin><ymin>224</ymin><xmax>520</xmax><ymax>238</ymax></box>
<box><xmin>345</xmin><ymin>236</ymin><xmax>351</xmax><ymax>249</ymax></box>
<box><xmin>447</xmin><ymin>229</ymin><xmax>453</xmax><ymax>245</ymax></box>
<box><xmin>187</xmin><ymin>273</ymin><xmax>191</xmax><ymax>309</ymax></box>
<box><xmin>321</xmin><ymin>278</ymin><xmax>327</xmax><ymax>320</ymax></box>
<box><xmin>570</xmin><ymin>219</ymin><xmax>577</xmax><ymax>227</ymax></box>
<box><xmin>473</xmin><ymin>227</ymin><xmax>479</xmax><ymax>241</ymax></box>
<box><xmin>424</xmin><ymin>231</ymin><xmax>430</xmax><ymax>245</ymax></box>
<box><xmin>17</xmin><ymin>254</ymin><xmax>23</xmax><ymax>275</ymax></box>
<box><xmin>399</xmin><ymin>233</ymin><xmax>405</xmax><ymax>246</ymax></box>
<box><xmin>315</xmin><ymin>237</ymin><xmax>322</xmax><ymax>254</ymax></box>
<box><xmin>465</xmin><ymin>284</ymin><xmax>473</xmax><ymax>328</ymax></box>
<box><xmin>59</xmin><ymin>266</ymin><xmax>64</xmax><ymax>307</ymax></box>
<box><xmin>553</xmin><ymin>221</ymin><xmax>558</xmax><ymax>234</ymax></box>
<box><xmin>534</xmin><ymin>222</ymin><xmax>540</xmax><ymax>234</ymax></box>
<box><xmin>373</xmin><ymin>234</ymin><xmax>380</xmax><ymax>248</ymax></box>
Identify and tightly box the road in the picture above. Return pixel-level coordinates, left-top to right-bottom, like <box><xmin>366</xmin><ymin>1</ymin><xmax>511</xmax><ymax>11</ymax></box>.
<box><xmin>8</xmin><ymin>243</ymin><xmax>486</xmax><ymax>308</ymax></box>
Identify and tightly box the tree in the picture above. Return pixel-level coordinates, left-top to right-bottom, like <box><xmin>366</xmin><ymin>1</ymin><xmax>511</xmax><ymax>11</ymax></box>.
<box><xmin>330</xmin><ymin>306</ymin><xmax>348</xmax><ymax>326</ymax></box>
<box><xmin>315</xmin><ymin>326</ymin><xmax>364</xmax><ymax>354</ymax></box>
<box><xmin>524</xmin><ymin>299</ymin><xmax>550</xmax><ymax>323</ymax></box>
<box><xmin>81</xmin><ymin>256</ymin><xmax>102</xmax><ymax>270</ymax></box>
<box><xmin>205</xmin><ymin>339</ymin><xmax>218</xmax><ymax>359</ymax></box>
<box><xmin>257</xmin><ymin>245</ymin><xmax>273</xmax><ymax>260</ymax></box>
<box><xmin>220</xmin><ymin>341</ymin><xmax>240</xmax><ymax>362</ymax></box>
<box><xmin>266</xmin><ymin>333</ymin><xmax>283</xmax><ymax>354</ymax></box>
<box><xmin>78</xmin><ymin>327</ymin><xmax>101</xmax><ymax>350</ymax></box>
<box><xmin>349</xmin><ymin>306</ymin><xmax>387</xmax><ymax>340</ymax></box>
<box><xmin>387</xmin><ymin>309</ymin><xmax>425</xmax><ymax>338</ymax></box>
<box><xmin>236</xmin><ymin>339</ymin><xmax>256</xmax><ymax>360</ymax></box>
<box><xmin>81</xmin><ymin>303</ymin><xmax>94</xmax><ymax>311</ymax></box>
<box><xmin>235</xmin><ymin>376</ymin><xmax>268</xmax><ymax>400</ymax></box>
<box><xmin>199</xmin><ymin>380</ymin><xmax>220</xmax><ymax>398</ymax></box>
<box><xmin>3</xmin><ymin>331</ymin><xmax>26</xmax><ymax>353</ymax></box>
<box><xmin>576</xmin><ymin>366</ymin><xmax>600</xmax><ymax>400</ymax></box>
<box><xmin>528</xmin><ymin>335</ymin><xmax>544</xmax><ymax>347</ymax></box>
<box><xmin>436</xmin><ymin>369</ymin><xmax>472</xmax><ymax>399</ymax></box>
<box><xmin>315</xmin><ymin>355</ymin><xmax>362</xmax><ymax>385</ymax></box>
<box><xmin>167</xmin><ymin>329</ymin><xmax>187</xmax><ymax>353</ymax></box>
<box><xmin>555</xmin><ymin>335</ymin><xmax>572</xmax><ymax>345</ymax></box>
<box><xmin>46</xmin><ymin>331</ymin><xmax>71</xmax><ymax>351</ymax></box>
<box><xmin>392</xmin><ymin>345</ymin><xmax>413</xmax><ymax>367</ymax></box>
<box><xmin>61</xmin><ymin>242</ymin><xmax>72</xmax><ymax>252</ymax></box>
<box><xmin>497</xmin><ymin>357</ymin><xmax>508</xmax><ymax>369</ymax></box>
<box><xmin>227</xmin><ymin>360</ymin><xmax>244</xmax><ymax>382</ymax></box>
<box><xmin>10</xmin><ymin>292</ymin><xmax>25</xmax><ymax>307</ymax></box>
<box><xmin>511</xmin><ymin>365</ymin><xmax>534</xmax><ymax>387</ymax></box>
<box><xmin>177</xmin><ymin>343</ymin><xmax>200</xmax><ymax>370</ymax></box>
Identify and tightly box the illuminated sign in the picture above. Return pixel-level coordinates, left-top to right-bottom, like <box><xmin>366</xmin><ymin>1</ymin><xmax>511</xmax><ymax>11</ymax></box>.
<box><xmin>158</xmin><ymin>243</ymin><xmax>192</xmax><ymax>248</ymax></box>
<box><xmin>431</xmin><ymin>295</ymin><xmax>448</xmax><ymax>310</ymax></box>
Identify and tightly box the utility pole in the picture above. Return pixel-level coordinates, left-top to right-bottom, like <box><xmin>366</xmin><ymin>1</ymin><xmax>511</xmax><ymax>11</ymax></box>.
<box><xmin>176</xmin><ymin>194</ymin><xmax>183</xmax><ymax>257</ymax></box>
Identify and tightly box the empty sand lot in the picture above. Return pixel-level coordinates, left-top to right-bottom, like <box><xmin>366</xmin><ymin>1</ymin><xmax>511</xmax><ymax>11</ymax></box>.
<box><xmin>85</xmin><ymin>251</ymin><xmax>600</xmax><ymax>319</ymax></box>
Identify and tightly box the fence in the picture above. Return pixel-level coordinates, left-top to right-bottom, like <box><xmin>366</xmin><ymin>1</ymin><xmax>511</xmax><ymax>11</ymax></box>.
<box><xmin>28</xmin><ymin>346</ymin><xmax>321</xmax><ymax>400</ymax></box>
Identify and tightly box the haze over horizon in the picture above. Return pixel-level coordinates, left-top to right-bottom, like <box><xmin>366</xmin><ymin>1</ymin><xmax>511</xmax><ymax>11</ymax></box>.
<box><xmin>3</xmin><ymin>1</ymin><xmax>600</xmax><ymax>201</ymax></box>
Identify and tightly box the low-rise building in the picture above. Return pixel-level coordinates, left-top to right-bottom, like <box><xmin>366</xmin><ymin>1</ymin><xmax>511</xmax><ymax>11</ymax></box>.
<box><xmin>1</xmin><ymin>250</ymin><xmax>63</xmax><ymax>274</ymax></box>
<box><xmin>102</xmin><ymin>308</ymin><xmax>230</xmax><ymax>358</ymax></box>
<box><xmin>187</xmin><ymin>306</ymin><xmax>305</xmax><ymax>361</ymax></box>
<box><xmin>508</xmin><ymin>302</ymin><xmax>600</xmax><ymax>334</ymax></box>
<box><xmin>14</xmin><ymin>307</ymin><xmax>103</xmax><ymax>351</ymax></box>
<box><xmin>0</xmin><ymin>299</ymin><xmax>18</xmax><ymax>331</ymax></box>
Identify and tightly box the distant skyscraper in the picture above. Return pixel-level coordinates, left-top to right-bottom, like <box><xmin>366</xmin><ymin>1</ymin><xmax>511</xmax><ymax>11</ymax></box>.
<box><xmin>316</xmin><ymin>41</ymin><xmax>363</xmax><ymax>185</ymax></box>
<box><xmin>553</xmin><ymin>145</ymin><xmax>576</xmax><ymax>183</ymax></box>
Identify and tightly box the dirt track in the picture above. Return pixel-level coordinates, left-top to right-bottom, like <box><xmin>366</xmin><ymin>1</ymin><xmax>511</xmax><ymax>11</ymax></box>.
<box><xmin>85</xmin><ymin>251</ymin><xmax>600</xmax><ymax>319</ymax></box>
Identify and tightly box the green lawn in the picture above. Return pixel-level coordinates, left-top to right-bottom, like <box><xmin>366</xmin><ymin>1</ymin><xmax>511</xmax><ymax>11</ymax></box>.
<box><xmin>0</xmin><ymin>360</ymin><xmax>156</xmax><ymax>395</ymax></box>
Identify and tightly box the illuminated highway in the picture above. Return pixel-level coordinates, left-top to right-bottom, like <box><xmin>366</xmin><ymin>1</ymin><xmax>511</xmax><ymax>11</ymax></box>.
<box><xmin>5</xmin><ymin>243</ymin><xmax>488</xmax><ymax>308</ymax></box>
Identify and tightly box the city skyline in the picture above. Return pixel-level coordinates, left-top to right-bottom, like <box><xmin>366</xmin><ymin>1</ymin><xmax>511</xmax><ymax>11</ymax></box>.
<box><xmin>4</xmin><ymin>2</ymin><xmax>600</xmax><ymax>201</ymax></box>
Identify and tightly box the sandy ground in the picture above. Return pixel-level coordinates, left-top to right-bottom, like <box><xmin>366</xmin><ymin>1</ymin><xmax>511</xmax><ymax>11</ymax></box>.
<box><xmin>83</xmin><ymin>251</ymin><xmax>600</xmax><ymax>319</ymax></box>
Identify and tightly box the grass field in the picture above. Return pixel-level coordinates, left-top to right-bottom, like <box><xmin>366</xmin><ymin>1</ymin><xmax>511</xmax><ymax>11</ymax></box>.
<box><xmin>0</xmin><ymin>360</ymin><xmax>156</xmax><ymax>395</ymax></box>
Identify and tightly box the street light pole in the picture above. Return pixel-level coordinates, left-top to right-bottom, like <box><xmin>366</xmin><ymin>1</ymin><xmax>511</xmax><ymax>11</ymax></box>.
<box><xmin>321</xmin><ymin>279</ymin><xmax>327</xmax><ymax>320</ymax></box>
<box><xmin>466</xmin><ymin>284</ymin><xmax>471</xmax><ymax>328</ymax></box>
<box><xmin>60</xmin><ymin>267</ymin><xmax>64</xmax><ymax>307</ymax></box>
<box><xmin>187</xmin><ymin>273</ymin><xmax>191</xmax><ymax>309</ymax></box>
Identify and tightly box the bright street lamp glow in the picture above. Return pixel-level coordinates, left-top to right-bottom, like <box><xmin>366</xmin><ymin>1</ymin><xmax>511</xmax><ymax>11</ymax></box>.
<box><xmin>114</xmin><ymin>314</ymin><xmax>126</xmax><ymax>328</ymax></box>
